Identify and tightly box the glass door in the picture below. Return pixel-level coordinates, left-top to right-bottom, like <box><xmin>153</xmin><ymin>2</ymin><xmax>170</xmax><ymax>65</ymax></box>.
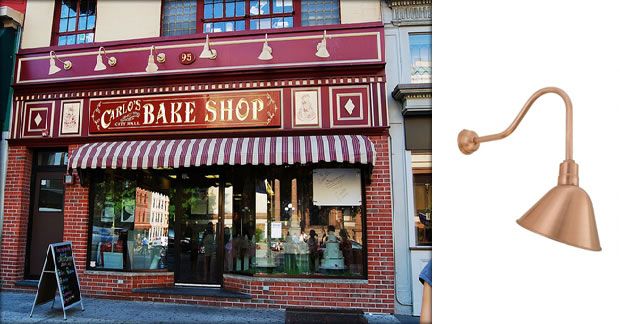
<box><xmin>174</xmin><ymin>171</ymin><xmax>231</xmax><ymax>285</ymax></box>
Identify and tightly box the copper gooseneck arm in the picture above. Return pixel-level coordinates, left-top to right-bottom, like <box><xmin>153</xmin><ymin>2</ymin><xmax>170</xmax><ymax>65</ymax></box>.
<box><xmin>458</xmin><ymin>87</ymin><xmax>579</xmax><ymax>185</ymax></box>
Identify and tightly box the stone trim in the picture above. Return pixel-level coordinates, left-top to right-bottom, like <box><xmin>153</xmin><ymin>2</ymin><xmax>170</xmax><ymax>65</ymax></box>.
<box><xmin>385</xmin><ymin>0</ymin><xmax>432</xmax><ymax>26</ymax></box>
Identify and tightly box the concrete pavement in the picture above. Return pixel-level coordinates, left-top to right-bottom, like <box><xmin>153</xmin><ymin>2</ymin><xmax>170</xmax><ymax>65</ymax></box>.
<box><xmin>1</xmin><ymin>291</ymin><xmax>416</xmax><ymax>323</ymax></box>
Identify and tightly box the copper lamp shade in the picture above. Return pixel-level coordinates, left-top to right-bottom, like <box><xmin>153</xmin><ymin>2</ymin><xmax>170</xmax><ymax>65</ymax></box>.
<box><xmin>458</xmin><ymin>87</ymin><xmax>601</xmax><ymax>251</ymax></box>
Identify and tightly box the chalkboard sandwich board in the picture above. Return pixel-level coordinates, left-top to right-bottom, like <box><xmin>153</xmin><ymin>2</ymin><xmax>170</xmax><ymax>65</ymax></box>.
<box><xmin>30</xmin><ymin>242</ymin><xmax>84</xmax><ymax>320</ymax></box>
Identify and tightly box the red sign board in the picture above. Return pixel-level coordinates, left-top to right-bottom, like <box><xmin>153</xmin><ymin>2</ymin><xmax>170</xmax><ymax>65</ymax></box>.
<box><xmin>89</xmin><ymin>90</ymin><xmax>281</xmax><ymax>134</ymax></box>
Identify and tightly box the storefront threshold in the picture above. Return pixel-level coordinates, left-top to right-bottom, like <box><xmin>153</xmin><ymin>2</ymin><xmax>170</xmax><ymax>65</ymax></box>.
<box><xmin>224</xmin><ymin>274</ymin><xmax>369</xmax><ymax>284</ymax></box>
<box><xmin>84</xmin><ymin>270</ymin><xmax>175</xmax><ymax>276</ymax></box>
<box><xmin>14</xmin><ymin>280</ymin><xmax>38</xmax><ymax>287</ymax></box>
<box><xmin>132</xmin><ymin>286</ymin><xmax>252</xmax><ymax>299</ymax></box>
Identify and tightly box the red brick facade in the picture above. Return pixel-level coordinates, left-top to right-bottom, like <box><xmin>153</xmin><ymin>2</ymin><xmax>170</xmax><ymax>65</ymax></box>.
<box><xmin>0</xmin><ymin>135</ymin><xmax>394</xmax><ymax>314</ymax></box>
<box><xmin>0</xmin><ymin>146</ymin><xmax>32</xmax><ymax>291</ymax></box>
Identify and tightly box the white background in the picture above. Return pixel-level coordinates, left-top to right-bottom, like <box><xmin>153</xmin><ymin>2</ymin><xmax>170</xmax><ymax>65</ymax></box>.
<box><xmin>434</xmin><ymin>1</ymin><xmax>620</xmax><ymax>322</ymax></box>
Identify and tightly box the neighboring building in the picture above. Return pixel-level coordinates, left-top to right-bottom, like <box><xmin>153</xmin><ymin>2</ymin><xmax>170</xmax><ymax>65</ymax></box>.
<box><xmin>148</xmin><ymin>191</ymin><xmax>169</xmax><ymax>243</ymax></box>
<box><xmin>0</xmin><ymin>1</ymin><xmax>25</xmax><ymax>242</ymax></box>
<box><xmin>382</xmin><ymin>0</ymin><xmax>432</xmax><ymax>316</ymax></box>
<box><xmin>0</xmin><ymin>0</ymin><xmax>397</xmax><ymax>314</ymax></box>
<box><xmin>134</xmin><ymin>187</ymin><xmax>153</xmax><ymax>233</ymax></box>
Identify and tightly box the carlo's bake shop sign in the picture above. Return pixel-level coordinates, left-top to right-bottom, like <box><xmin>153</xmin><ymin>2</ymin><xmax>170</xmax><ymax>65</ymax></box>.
<box><xmin>89</xmin><ymin>90</ymin><xmax>281</xmax><ymax>133</ymax></box>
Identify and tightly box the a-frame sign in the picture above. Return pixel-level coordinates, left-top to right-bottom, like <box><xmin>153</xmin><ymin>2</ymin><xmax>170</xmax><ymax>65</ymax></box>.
<box><xmin>29</xmin><ymin>242</ymin><xmax>84</xmax><ymax>320</ymax></box>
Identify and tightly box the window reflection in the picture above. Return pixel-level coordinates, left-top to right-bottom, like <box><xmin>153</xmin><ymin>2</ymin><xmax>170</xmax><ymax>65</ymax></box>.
<box><xmin>226</xmin><ymin>167</ymin><xmax>365</xmax><ymax>277</ymax></box>
<box><xmin>90</xmin><ymin>172</ymin><xmax>172</xmax><ymax>271</ymax></box>
<box><xmin>38</xmin><ymin>178</ymin><xmax>64</xmax><ymax>212</ymax></box>
<box><xmin>409</xmin><ymin>34</ymin><xmax>432</xmax><ymax>84</ymax></box>
<box><xmin>37</xmin><ymin>152</ymin><xmax>68</xmax><ymax>166</ymax></box>
<box><xmin>56</xmin><ymin>0</ymin><xmax>96</xmax><ymax>45</ymax></box>
<box><xmin>88</xmin><ymin>166</ymin><xmax>366</xmax><ymax>278</ymax></box>
<box><xmin>413</xmin><ymin>174</ymin><xmax>432</xmax><ymax>246</ymax></box>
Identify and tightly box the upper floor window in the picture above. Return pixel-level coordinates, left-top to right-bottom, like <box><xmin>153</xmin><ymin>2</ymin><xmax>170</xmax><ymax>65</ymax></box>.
<box><xmin>54</xmin><ymin>0</ymin><xmax>97</xmax><ymax>46</ymax></box>
<box><xmin>162</xmin><ymin>0</ymin><xmax>197</xmax><ymax>36</ymax></box>
<box><xmin>409</xmin><ymin>33</ymin><xmax>432</xmax><ymax>84</ymax></box>
<box><xmin>301</xmin><ymin>0</ymin><xmax>340</xmax><ymax>26</ymax></box>
<box><xmin>162</xmin><ymin>0</ymin><xmax>340</xmax><ymax>36</ymax></box>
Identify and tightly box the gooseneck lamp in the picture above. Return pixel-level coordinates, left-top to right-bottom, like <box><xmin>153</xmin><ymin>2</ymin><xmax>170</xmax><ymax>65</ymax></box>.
<box><xmin>457</xmin><ymin>87</ymin><xmax>601</xmax><ymax>251</ymax></box>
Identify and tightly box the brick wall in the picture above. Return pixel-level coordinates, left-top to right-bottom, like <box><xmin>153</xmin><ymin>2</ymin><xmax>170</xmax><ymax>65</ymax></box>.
<box><xmin>0</xmin><ymin>146</ymin><xmax>32</xmax><ymax>290</ymax></box>
<box><xmin>1</xmin><ymin>135</ymin><xmax>395</xmax><ymax>313</ymax></box>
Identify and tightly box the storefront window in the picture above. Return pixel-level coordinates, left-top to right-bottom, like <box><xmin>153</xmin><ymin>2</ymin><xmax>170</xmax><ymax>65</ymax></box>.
<box><xmin>87</xmin><ymin>165</ymin><xmax>366</xmax><ymax>278</ymax></box>
<box><xmin>225</xmin><ymin>167</ymin><xmax>365</xmax><ymax>277</ymax></box>
<box><xmin>89</xmin><ymin>171</ymin><xmax>173</xmax><ymax>271</ymax></box>
<box><xmin>413</xmin><ymin>173</ymin><xmax>432</xmax><ymax>246</ymax></box>
<box><xmin>409</xmin><ymin>33</ymin><xmax>432</xmax><ymax>84</ymax></box>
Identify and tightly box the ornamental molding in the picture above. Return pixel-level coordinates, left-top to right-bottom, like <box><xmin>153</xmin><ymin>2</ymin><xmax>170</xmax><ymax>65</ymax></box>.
<box><xmin>14</xmin><ymin>75</ymin><xmax>385</xmax><ymax>102</ymax></box>
<box><xmin>385</xmin><ymin>0</ymin><xmax>432</xmax><ymax>26</ymax></box>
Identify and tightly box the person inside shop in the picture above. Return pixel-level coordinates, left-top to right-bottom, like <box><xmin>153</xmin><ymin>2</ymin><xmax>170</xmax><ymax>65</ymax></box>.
<box><xmin>202</xmin><ymin>222</ymin><xmax>216</xmax><ymax>281</ymax></box>
<box><xmin>320</xmin><ymin>226</ymin><xmax>328</xmax><ymax>247</ymax></box>
<box><xmin>419</xmin><ymin>259</ymin><xmax>432</xmax><ymax>324</ymax></box>
<box><xmin>307</xmin><ymin>230</ymin><xmax>319</xmax><ymax>272</ymax></box>
<box><xmin>224</xmin><ymin>226</ymin><xmax>233</xmax><ymax>272</ymax></box>
<box><xmin>339</xmin><ymin>228</ymin><xmax>353</xmax><ymax>268</ymax></box>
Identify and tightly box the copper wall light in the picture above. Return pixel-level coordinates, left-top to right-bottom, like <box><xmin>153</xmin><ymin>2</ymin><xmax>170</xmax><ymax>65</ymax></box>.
<box><xmin>457</xmin><ymin>87</ymin><xmax>601</xmax><ymax>251</ymax></box>
<box><xmin>199</xmin><ymin>35</ymin><xmax>217</xmax><ymax>59</ymax></box>
<box><xmin>315</xmin><ymin>30</ymin><xmax>330</xmax><ymax>58</ymax></box>
<box><xmin>48</xmin><ymin>51</ymin><xmax>72</xmax><ymax>75</ymax></box>
<box><xmin>258</xmin><ymin>34</ymin><xmax>273</xmax><ymax>61</ymax></box>
<box><xmin>145</xmin><ymin>45</ymin><xmax>166</xmax><ymax>73</ymax></box>
<box><xmin>94</xmin><ymin>47</ymin><xmax>117</xmax><ymax>71</ymax></box>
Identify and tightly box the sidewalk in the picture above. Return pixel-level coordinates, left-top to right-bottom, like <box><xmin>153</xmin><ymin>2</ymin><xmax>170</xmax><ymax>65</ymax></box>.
<box><xmin>1</xmin><ymin>291</ymin><xmax>416</xmax><ymax>323</ymax></box>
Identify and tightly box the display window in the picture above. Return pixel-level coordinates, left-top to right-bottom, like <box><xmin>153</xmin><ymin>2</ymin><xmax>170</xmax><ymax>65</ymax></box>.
<box><xmin>413</xmin><ymin>173</ymin><xmax>432</xmax><ymax>246</ymax></box>
<box><xmin>88</xmin><ymin>170</ymin><xmax>175</xmax><ymax>271</ymax></box>
<box><xmin>86</xmin><ymin>165</ymin><xmax>367</xmax><ymax>279</ymax></box>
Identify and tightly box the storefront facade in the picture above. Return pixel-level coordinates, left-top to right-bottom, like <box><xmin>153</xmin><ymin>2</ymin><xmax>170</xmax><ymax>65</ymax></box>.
<box><xmin>0</xmin><ymin>17</ymin><xmax>394</xmax><ymax>313</ymax></box>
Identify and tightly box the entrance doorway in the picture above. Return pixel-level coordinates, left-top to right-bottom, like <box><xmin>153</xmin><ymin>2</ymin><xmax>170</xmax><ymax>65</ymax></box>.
<box><xmin>26</xmin><ymin>151</ymin><xmax>68</xmax><ymax>278</ymax></box>
<box><xmin>173</xmin><ymin>170</ymin><xmax>233</xmax><ymax>286</ymax></box>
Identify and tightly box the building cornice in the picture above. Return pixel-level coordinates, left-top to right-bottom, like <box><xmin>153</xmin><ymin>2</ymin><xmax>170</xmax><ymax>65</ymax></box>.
<box><xmin>0</xmin><ymin>6</ymin><xmax>24</xmax><ymax>29</ymax></box>
<box><xmin>392</xmin><ymin>83</ymin><xmax>432</xmax><ymax>116</ymax></box>
<box><xmin>385</xmin><ymin>0</ymin><xmax>432</xmax><ymax>26</ymax></box>
<box><xmin>392</xmin><ymin>83</ymin><xmax>431</xmax><ymax>101</ymax></box>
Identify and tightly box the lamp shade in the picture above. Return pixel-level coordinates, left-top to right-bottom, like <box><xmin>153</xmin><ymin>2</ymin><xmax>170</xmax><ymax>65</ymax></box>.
<box><xmin>94</xmin><ymin>53</ymin><xmax>106</xmax><ymax>71</ymax></box>
<box><xmin>517</xmin><ymin>184</ymin><xmax>601</xmax><ymax>251</ymax></box>
<box><xmin>49</xmin><ymin>57</ymin><xmax>61</xmax><ymax>75</ymax></box>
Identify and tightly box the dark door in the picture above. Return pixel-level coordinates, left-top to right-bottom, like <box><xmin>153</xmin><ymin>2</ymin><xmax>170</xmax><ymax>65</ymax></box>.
<box><xmin>27</xmin><ymin>171</ymin><xmax>65</xmax><ymax>277</ymax></box>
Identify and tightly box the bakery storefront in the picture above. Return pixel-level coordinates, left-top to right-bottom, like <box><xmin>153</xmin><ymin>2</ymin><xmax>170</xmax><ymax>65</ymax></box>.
<box><xmin>1</xmin><ymin>24</ymin><xmax>394</xmax><ymax>313</ymax></box>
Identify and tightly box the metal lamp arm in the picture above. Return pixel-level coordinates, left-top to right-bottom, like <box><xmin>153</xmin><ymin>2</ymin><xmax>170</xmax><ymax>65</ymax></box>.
<box><xmin>458</xmin><ymin>87</ymin><xmax>573</xmax><ymax>161</ymax></box>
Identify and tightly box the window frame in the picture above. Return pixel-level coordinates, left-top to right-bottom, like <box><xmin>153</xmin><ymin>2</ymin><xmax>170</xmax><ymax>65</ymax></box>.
<box><xmin>160</xmin><ymin>0</ymin><xmax>309</xmax><ymax>37</ymax></box>
<box><xmin>51</xmin><ymin>0</ymin><xmax>97</xmax><ymax>47</ymax></box>
<box><xmin>198</xmin><ymin>0</ymin><xmax>301</xmax><ymax>33</ymax></box>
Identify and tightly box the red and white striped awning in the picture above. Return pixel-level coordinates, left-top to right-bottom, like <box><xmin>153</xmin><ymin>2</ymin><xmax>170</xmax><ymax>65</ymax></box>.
<box><xmin>69</xmin><ymin>135</ymin><xmax>376</xmax><ymax>170</ymax></box>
